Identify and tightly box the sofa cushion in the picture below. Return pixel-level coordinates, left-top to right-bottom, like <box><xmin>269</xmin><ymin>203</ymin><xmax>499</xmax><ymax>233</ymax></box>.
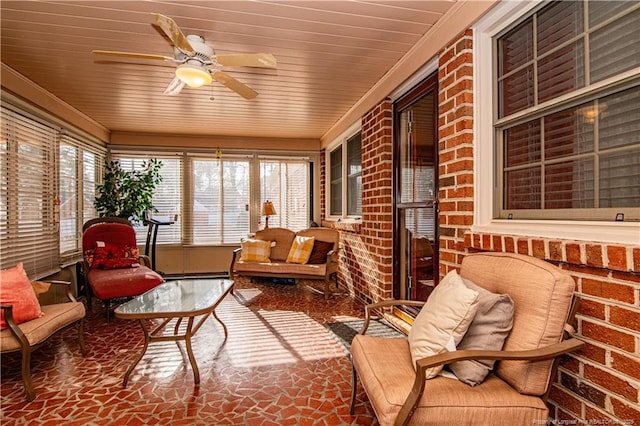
<box><xmin>240</xmin><ymin>239</ymin><xmax>272</xmax><ymax>263</ymax></box>
<box><xmin>459</xmin><ymin>252</ymin><xmax>575</xmax><ymax>396</ymax></box>
<box><xmin>87</xmin><ymin>266</ymin><xmax>164</xmax><ymax>300</ymax></box>
<box><xmin>286</xmin><ymin>236</ymin><xmax>315</xmax><ymax>264</ymax></box>
<box><xmin>254</xmin><ymin>228</ymin><xmax>296</xmax><ymax>261</ymax></box>
<box><xmin>351</xmin><ymin>334</ymin><xmax>548</xmax><ymax>425</ymax></box>
<box><xmin>449</xmin><ymin>278</ymin><xmax>514</xmax><ymax>386</ymax></box>
<box><xmin>1</xmin><ymin>302</ymin><xmax>85</xmax><ymax>352</ymax></box>
<box><xmin>308</xmin><ymin>240</ymin><xmax>334</xmax><ymax>264</ymax></box>
<box><xmin>0</xmin><ymin>263</ymin><xmax>44</xmax><ymax>330</ymax></box>
<box><xmin>408</xmin><ymin>270</ymin><xmax>479</xmax><ymax>377</ymax></box>
<box><xmin>234</xmin><ymin>261</ymin><xmax>327</xmax><ymax>277</ymax></box>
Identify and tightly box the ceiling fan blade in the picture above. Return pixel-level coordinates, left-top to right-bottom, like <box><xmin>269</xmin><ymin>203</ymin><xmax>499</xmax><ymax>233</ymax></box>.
<box><xmin>150</xmin><ymin>13</ymin><xmax>195</xmax><ymax>55</ymax></box>
<box><xmin>92</xmin><ymin>50</ymin><xmax>176</xmax><ymax>62</ymax></box>
<box><xmin>163</xmin><ymin>76</ymin><xmax>185</xmax><ymax>96</ymax></box>
<box><xmin>215</xmin><ymin>53</ymin><xmax>277</xmax><ymax>68</ymax></box>
<box><xmin>211</xmin><ymin>71</ymin><xmax>258</xmax><ymax>99</ymax></box>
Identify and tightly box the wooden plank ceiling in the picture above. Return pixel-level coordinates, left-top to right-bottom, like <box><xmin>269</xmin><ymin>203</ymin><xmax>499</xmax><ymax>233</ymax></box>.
<box><xmin>0</xmin><ymin>1</ymin><xmax>457</xmax><ymax>140</ymax></box>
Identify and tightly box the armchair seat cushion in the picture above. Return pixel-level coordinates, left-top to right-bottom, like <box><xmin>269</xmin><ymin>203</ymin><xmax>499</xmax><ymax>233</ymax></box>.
<box><xmin>87</xmin><ymin>266</ymin><xmax>164</xmax><ymax>301</ymax></box>
<box><xmin>1</xmin><ymin>302</ymin><xmax>85</xmax><ymax>352</ymax></box>
<box><xmin>351</xmin><ymin>334</ymin><xmax>548</xmax><ymax>426</ymax></box>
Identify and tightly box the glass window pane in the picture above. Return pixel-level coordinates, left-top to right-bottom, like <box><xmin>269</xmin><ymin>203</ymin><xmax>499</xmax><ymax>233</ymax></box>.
<box><xmin>545</xmin><ymin>159</ymin><xmax>594</xmax><ymax>209</ymax></box>
<box><xmin>330</xmin><ymin>146</ymin><xmax>342</xmax><ymax>215</ymax></box>
<box><xmin>347</xmin><ymin>133</ymin><xmax>362</xmax><ymax>216</ymax></box>
<box><xmin>499</xmin><ymin>65</ymin><xmax>534</xmax><ymax>117</ymax></box>
<box><xmin>505</xmin><ymin>167</ymin><xmax>541</xmax><ymax>210</ymax></box>
<box><xmin>599</xmin><ymin>85</ymin><xmax>640</xmax><ymax>150</ymax></box>
<box><xmin>193</xmin><ymin>160</ymin><xmax>220</xmax><ymax>244</ymax></box>
<box><xmin>544</xmin><ymin>107</ymin><xmax>594</xmax><ymax>160</ymax></box>
<box><xmin>504</xmin><ymin>120</ymin><xmax>541</xmax><ymax>167</ymax></box>
<box><xmin>589</xmin><ymin>0</ymin><xmax>637</xmax><ymax>28</ymax></box>
<box><xmin>59</xmin><ymin>145</ymin><xmax>77</xmax><ymax>254</ymax></box>
<box><xmin>499</xmin><ymin>19</ymin><xmax>533</xmax><ymax>76</ymax></box>
<box><xmin>83</xmin><ymin>151</ymin><xmax>98</xmax><ymax>225</ymax></box>
<box><xmin>116</xmin><ymin>157</ymin><xmax>181</xmax><ymax>245</ymax></box>
<box><xmin>192</xmin><ymin>159</ymin><xmax>249</xmax><ymax>244</ymax></box>
<box><xmin>590</xmin><ymin>8</ymin><xmax>640</xmax><ymax>83</ymax></box>
<box><xmin>537</xmin><ymin>40</ymin><xmax>585</xmax><ymax>103</ymax></box>
<box><xmin>600</xmin><ymin>150</ymin><xmax>640</xmax><ymax>208</ymax></box>
<box><xmin>537</xmin><ymin>1</ymin><xmax>583</xmax><ymax>56</ymax></box>
<box><xmin>261</xmin><ymin>160</ymin><xmax>309</xmax><ymax>231</ymax></box>
<box><xmin>222</xmin><ymin>161</ymin><xmax>249</xmax><ymax>243</ymax></box>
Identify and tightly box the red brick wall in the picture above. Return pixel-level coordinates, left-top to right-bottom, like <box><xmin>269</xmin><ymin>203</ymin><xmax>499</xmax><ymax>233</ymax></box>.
<box><xmin>326</xmin><ymin>100</ymin><xmax>394</xmax><ymax>305</ymax></box>
<box><xmin>440</xmin><ymin>30</ymin><xmax>640</xmax><ymax>424</ymax></box>
<box><xmin>438</xmin><ymin>29</ymin><xmax>475</xmax><ymax>276</ymax></box>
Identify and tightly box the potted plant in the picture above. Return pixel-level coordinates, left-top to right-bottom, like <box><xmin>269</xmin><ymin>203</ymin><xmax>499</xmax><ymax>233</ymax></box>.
<box><xmin>94</xmin><ymin>159</ymin><xmax>163</xmax><ymax>224</ymax></box>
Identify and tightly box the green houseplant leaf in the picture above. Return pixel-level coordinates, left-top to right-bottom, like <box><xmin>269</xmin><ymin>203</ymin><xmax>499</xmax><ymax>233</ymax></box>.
<box><xmin>94</xmin><ymin>159</ymin><xmax>163</xmax><ymax>224</ymax></box>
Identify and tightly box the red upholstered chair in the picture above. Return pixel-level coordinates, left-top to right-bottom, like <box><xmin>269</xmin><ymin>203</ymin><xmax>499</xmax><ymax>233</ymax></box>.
<box><xmin>82</xmin><ymin>217</ymin><xmax>164</xmax><ymax>320</ymax></box>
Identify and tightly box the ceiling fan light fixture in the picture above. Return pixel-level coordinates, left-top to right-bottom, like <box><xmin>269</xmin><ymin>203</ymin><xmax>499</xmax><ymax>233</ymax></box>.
<box><xmin>175</xmin><ymin>63</ymin><xmax>212</xmax><ymax>88</ymax></box>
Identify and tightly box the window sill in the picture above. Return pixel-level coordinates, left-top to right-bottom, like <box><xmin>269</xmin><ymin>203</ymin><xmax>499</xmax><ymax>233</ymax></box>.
<box><xmin>322</xmin><ymin>219</ymin><xmax>362</xmax><ymax>233</ymax></box>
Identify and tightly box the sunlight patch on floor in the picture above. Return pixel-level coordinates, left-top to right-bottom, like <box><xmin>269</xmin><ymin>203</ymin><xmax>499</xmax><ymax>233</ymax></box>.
<box><xmin>221</xmin><ymin>299</ymin><xmax>345</xmax><ymax>368</ymax></box>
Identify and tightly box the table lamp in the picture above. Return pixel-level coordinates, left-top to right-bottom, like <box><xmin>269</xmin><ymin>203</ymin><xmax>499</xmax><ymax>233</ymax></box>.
<box><xmin>261</xmin><ymin>200</ymin><xmax>276</xmax><ymax>229</ymax></box>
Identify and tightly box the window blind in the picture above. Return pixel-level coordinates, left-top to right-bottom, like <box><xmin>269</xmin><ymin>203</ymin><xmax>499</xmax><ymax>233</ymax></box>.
<box><xmin>59</xmin><ymin>133</ymin><xmax>106</xmax><ymax>263</ymax></box>
<box><xmin>190</xmin><ymin>157</ymin><xmax>250</xmax><ymax>244</ymax></box>
<box><xmin>346</xmin><ymin>133</ymin><xmax>362</xmax><ymax>216</ymax></box>
<box><xmin>260</xmin><ymin>158</ymin><xmax>309</xmax><ymax>231</ymax></box>
<box><xmin>111</xmin><ymin>153</ymin><xmax>182</xmax><ymax>246</ymax></box>
<box><xmin>0</xmin><ymin>106</ymin><xmax>59</xmax><ymax>279</ymax></box>
<box><xmin>495</xmin><ymin>0</ymin><xmax>640</xmax><ymax>220</ymax></box>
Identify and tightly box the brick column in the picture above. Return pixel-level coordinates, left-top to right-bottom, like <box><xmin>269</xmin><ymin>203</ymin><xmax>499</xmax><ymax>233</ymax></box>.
<box><xmin>437</xmin><ymin>29</ymin><xmax>474</xmax><ymax>277</ymax></box>
<box><xmin>338</xmin><ymin>99</ymin><xmax>394</xmax><ymax>304</ymax></box>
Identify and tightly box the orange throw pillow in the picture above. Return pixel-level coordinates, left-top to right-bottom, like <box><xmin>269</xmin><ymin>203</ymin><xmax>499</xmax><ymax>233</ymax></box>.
<box><xmin>0</xmin><ymin>262</ymin><xmax>44</xmax><ymax>330</ymax></box>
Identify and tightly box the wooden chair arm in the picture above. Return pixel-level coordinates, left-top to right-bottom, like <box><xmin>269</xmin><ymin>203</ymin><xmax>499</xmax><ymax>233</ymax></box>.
<box><xmin>327</xmin><ymin>248</ymin><xmax>340</xmax><ymax>261</ymax></box>
<box><xmin>139</xmin><ymin>255</ymin><xmax>152</xmax><ymax>269</ymax></box>
<box><xmin>0</xmin><ymin>304</ymin><xmax>29</xmax><ymax>348</ymax></box>
<box><xmin>229</xmin><ymin>247</ymin><xmax>242</xmax><ymax>280</ymax></box>
<box><xmin>394</xmin><ymin>338</ymin><xmax>585</xmax><ymax>426</ymax></box>
<box><xmin>360</xmin><ymin>300</ymin><xmax>426</xmax><ymax>334</ymax></box>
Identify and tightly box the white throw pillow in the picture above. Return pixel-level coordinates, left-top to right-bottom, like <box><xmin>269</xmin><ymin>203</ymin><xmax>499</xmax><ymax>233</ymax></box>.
<box><xmin>407</xmin><ymin>270</ymin><xmax>479</xmax><ymax>377</ymax></box>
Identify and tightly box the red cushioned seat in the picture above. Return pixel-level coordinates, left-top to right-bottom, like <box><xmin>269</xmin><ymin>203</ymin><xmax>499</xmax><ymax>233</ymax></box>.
<box><xmin>81</xmin><ymin>217</ymin><xmax>164</xmax><ymax>320</ymax></box>
<box><xmin>87</xmin><ymin>267</ymin><xmax>163</xmax><ymax>301</ymax></box>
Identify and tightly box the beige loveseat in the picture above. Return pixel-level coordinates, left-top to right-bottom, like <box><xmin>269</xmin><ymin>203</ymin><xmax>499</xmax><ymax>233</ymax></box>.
<box><xmin>350</xmin><ymin>252</ymin><xmax>584</xmax><ymax>425</ymax></box>
<box><xmin>230</xmin><ymin>227</ymin><xmax>340</xmax><ymax>299</ymax></box>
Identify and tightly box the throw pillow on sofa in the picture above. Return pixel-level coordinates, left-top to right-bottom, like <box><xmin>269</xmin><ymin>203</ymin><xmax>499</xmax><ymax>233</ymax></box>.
<box><xmin>308</xmin><ymin>240</ymin><xmax>334</xmax><ymax>264</ymax></box>
<box><xmin>448</xmin><ymin>278</ymin><xmax>514</xmax><ymax>386</ymax></box>
<box><xmin>240</xmin><ymin>239</ymin><xmax>272</xmax><ymax>262</ymax></box>
<box><xmin>408</xmin><ymin>270</ymin><xmax>479</xmax><ymax>377</ymax></box>
<box><xmin>91</xmin><ymin>241</ymin><xmax>140</xmax><ymax>269</ymax></box>
<box><xmin>0</xmin><ymin>262</ymin><xmax>44</xmax><ymax>330</ymax></box>
<box><xmin>286</xmin><ymin>236</ymin><xmax>315</xmax><ymax>264</ymax></box>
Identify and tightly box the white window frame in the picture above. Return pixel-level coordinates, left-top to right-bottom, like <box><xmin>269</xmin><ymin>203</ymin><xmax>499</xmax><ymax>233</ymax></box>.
<box><xmin>473</xmin><ymin>0</ymin><xmax>640</xmax><ymax>245</ymax></box>
<box><xmin>325</xmin><ymin>120</ymin><xmax>363</xmax><ymax>221</ymax></box>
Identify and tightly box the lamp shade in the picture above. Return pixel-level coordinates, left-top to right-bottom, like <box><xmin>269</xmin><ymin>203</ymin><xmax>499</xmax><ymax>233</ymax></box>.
<box><xmin>175</xmin><ymin>63</ymin><xmax>212</xmax><ymax>88</ymax></box>
<box><xmin>261</xmin><ymin>201</ymin><xmax>276</xmax><ymax>216</ymax></box>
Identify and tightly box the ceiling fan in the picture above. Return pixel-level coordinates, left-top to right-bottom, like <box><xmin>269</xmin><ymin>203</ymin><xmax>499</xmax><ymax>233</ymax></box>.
<box><xmin>92</xmin><ymin>13</ymin><xmax>276</xmax><ymax>99</ymax></box>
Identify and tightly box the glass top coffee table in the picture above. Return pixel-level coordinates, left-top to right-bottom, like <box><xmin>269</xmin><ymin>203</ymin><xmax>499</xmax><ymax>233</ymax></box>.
<box><xmin>114</xmin><ymin>278</ymin><xmax>234</xmax><ymax>387</ymax></box>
